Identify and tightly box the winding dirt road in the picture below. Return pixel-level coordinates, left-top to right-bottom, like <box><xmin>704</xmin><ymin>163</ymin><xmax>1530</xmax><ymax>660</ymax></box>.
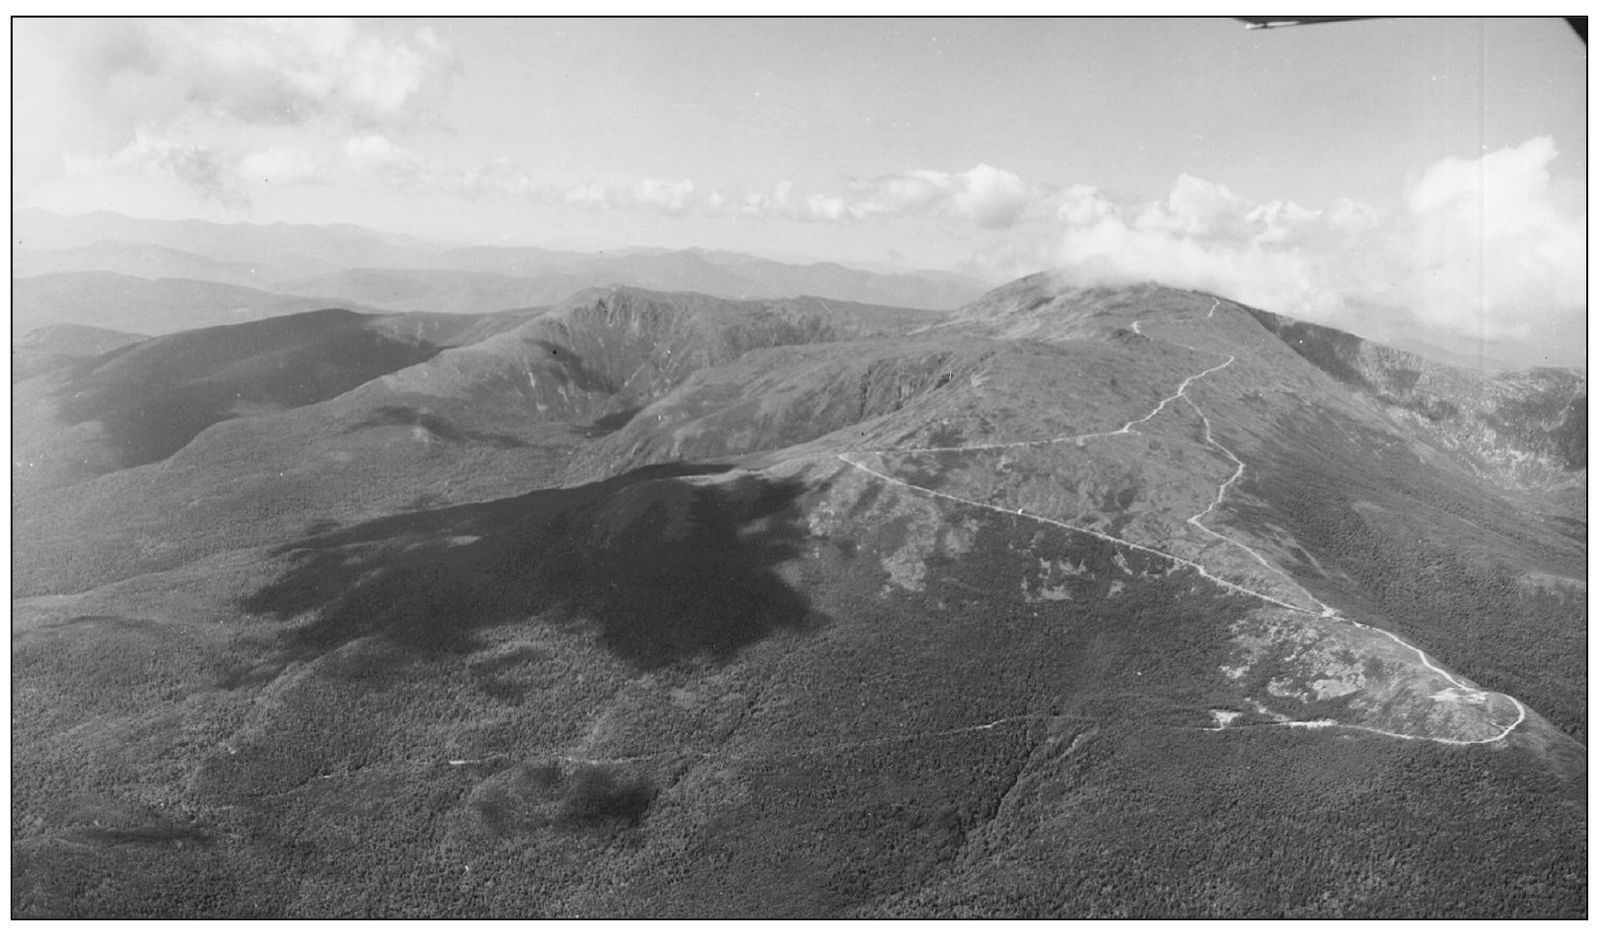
<box><xmin>841</xmin><ymin>297</ymin><xmax>1525</xmax><ymax>746</ymax></box>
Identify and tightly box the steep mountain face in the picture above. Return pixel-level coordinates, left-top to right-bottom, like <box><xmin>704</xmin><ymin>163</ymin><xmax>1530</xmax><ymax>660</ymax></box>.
<box><xmin>320</xmin><ymin>287</ymin><xmax>943</xmax><ymax>472</ymax></box>
<box><xmin>567</xmin><ymin>336</ymin><xmax>997</xmax><ymax>477</ymax></box>
<box><xmin>10</xmin><ymin>289</ymin><xmax>938</xmax><ymax>596</ymax></box>
<box><xmin>406</xmin><ymin>287</ymin><xmax>937</xmax><ymax>417</ymax></box>
<box><xmin>11</xmin><ymin>275</ymin><xmax>1585</xmax><ymax>918</ymax></box>
<box><xmin>1246</xmin><ymin>308</ymin><xmax>1586</xmax><ymax>489</ymax></box>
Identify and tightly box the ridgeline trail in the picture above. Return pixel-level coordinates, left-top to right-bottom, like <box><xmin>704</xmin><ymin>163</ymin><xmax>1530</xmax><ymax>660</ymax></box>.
<box><xmin>835</xmin><ymin>296</ymin><xmax>1524</xmax><ymax>747</ymax></box>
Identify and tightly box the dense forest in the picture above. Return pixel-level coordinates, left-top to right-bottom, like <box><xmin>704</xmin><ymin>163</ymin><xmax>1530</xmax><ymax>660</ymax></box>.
<box><xmin>1240</xmin><ymin>405</ymin><xmax>1587</xmax><ymax>741</ymax></box>
<box><xmin>10</xmin><ymin>478</ymin><xmax>1587</xmax><ymax>917</ymax></box>
<box><xmin>11</xmin><ymin>275</ymin><xmax>1585</xmax><ymax>918</ymax></box>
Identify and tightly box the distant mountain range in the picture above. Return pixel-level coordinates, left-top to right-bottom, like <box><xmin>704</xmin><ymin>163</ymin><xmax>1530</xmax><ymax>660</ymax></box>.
<box><xmin>12</xmin><ymin>272</ymin><xmax>1585</xmax><ymax>917</ymax></box>
<box><xmin>11</xmin><ymin>209</ymin><xmax>989</xmax><ymax>334</ymax></box>
<box><xmin>1334</xmin><ymin>295</ymin><xmax>1587</xmax><ymax>372</ymax></box>
<box><xmin>11</xmin><ymin>271</ymin><xmax>375</xmax><ymax>335</ymax></box>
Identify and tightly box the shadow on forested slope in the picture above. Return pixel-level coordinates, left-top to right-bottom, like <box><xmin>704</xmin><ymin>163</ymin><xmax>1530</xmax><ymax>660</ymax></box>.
<box><xmin>343</xmin><ymin>404</ymin><xmax>530</xmax><ymax>448</ymax></box>
<box><xmin>238</xmin><ymin>461</ymin><xmax>821</xmax><ymax>671</ymax></box>
<box><xmin>576</xmin><ymin>405</ymin><xmax>644</xmax><ymax>437</ymax></box>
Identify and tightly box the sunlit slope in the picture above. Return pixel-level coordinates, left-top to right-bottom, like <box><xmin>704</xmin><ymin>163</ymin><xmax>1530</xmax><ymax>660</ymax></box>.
<box><xmin>12</xmin><ymin>450</ymin><xmax>1584</xmax><ymax>918</ymax></box>
<box><xmin>569</xmin><ymin>279</ymin><xmax>1584</xmax><ymax>737</ymax></box>
<box><xmin>10</xmin><ymin>275</ymin><xmax>1586</xmax><ymax>917</ymax></box>
<box><xmin>349</xmin><ymin>286</ymin><xmax>939</xmax><ymax>428</ymax></box>
<box><xmin>12</xmin><ymin>308</ymin><xmax>476</xmax><ymax>499</ymax></box>
<box><xmin>11</xmin><ymin>289</ymin><xmax>939</xmax><ymax>596</ymax></box>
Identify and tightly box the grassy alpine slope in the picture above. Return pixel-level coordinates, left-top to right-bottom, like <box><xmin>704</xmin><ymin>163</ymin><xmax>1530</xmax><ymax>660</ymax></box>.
<box><xmin>10</xmin><ymin>277</ymin><xmax>1586</xmax><ymax>917</ymax></box>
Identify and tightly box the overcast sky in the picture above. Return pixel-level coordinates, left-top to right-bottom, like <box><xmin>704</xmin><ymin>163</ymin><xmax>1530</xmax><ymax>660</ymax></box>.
<box><xmin>12</xmin><ymin>16</ymin><xmax>1587</xmax><ymax>350</ymax></box>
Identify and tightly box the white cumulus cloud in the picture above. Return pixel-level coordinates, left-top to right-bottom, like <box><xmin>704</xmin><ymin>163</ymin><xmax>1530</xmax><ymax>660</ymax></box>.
<box><xmin>1405</xmin><ymin>136</ymin><xmax>1586</xmax><ymax>333</ymax></box>
<box><xmin>562</xmin><ymin>177</ymin><xmax>703</xmax><ymax>216</ymax></box>
<box><xmin>238</xmin><ymin>146</ymin><xmax>326</xmax><ymax>185</ymax></box>
<box><xmin>18</xmin><ymin>18</ymin><xmax>459</xmax><ymax>208</ymax></box>
<box><xmin>107</xmin><ymin>18</ymin><xmax>455</xmax><ymax>134</ymax></box>
<box><xmin>1055</xmin><ymin>173</ymin><xmax>1378</xmax><ymax>321</ymax></box>
<box><xmin>65</xmin><ymin>131</ymin><xmax>248</xmax><ymax>210</ymax></box>
<box><xmin>835</xmin><ymin>164</ymin><xmax>1032</xmax><ymax>228</ymax></box>
<box><xmin>631</xmin><ymin>178</ymin><xmax>697</xmax><ymax>215</ymax></box>
<box><xmin>1047</xmin><ymin>137</ymin><xmax>1583</xmax><ymax>345</ymax></box>
<box><xmin>342</xmin><ymin>133</ymin><xmax>422</xmax><ymax>182</ymax></box>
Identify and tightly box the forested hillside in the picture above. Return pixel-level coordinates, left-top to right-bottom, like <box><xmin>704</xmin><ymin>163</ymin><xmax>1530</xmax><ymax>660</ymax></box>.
<box><xmin>11</xmin><ymin>277</ymin><xmax>1585</xmax><ymax>918</ymax></box>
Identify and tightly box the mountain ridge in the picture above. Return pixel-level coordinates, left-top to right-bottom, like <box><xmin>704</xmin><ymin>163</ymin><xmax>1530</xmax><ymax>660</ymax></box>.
<box><xmin>10</xmin><ymin>271</ymin><xmax>1585</xmax><ymax>917</ymax></box>
<box><xmin>12</xmin><ymin>210</ymin><xmax>990</xmax><ymax>323</ymax></box>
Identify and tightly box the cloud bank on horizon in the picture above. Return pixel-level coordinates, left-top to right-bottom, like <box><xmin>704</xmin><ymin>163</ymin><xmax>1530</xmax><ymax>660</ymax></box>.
<box><xmin>15</xmin><ymin>18</ymin><xmax>1585</xmax><ymax>351</ymax></box>
<box><xmin>1050</xmin><ymin>136</ymin><xmax>1585</xmax><ymax>343</ymax></box>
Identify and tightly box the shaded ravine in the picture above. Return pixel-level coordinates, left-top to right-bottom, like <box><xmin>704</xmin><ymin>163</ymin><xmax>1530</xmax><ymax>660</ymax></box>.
<box><xmin>838</xmin><ymin>297</ymin><xmax>1525</xmax><ymax>746</ymax></box>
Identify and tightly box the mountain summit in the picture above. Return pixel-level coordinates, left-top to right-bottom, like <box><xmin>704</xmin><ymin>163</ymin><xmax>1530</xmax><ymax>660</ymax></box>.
<box><xmin>12</xmin><ymin>274</ymin><xmax>1585</xmax><ymax>918</ymax></box>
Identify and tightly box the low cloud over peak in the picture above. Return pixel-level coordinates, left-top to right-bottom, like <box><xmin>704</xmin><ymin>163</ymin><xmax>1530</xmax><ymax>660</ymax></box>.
<box><xmin>838</xmin><ymin>164</ymin><xmax>1033</xmax><ymax>228</ymax></box>
<box><xmin>19</xmin><ymin>19</ymin><xmax>1581</xmax><ymax>363</ymax></box>
<box><xmin>1048</xmin><ymin>137</ymin><xmax>1583</xmax><ymax>349</ymax></box>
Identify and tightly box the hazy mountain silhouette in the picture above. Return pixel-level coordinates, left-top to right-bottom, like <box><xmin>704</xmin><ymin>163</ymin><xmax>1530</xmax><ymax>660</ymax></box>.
<box><xmin>13</xmin><ymin>211</ymin><xmax>988</xmax><ymax>331</ymax></box>
<box><xmin>11</xmin><ymin>271</ymin><xmax>376</xmax><ymax>335</ymax></box>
